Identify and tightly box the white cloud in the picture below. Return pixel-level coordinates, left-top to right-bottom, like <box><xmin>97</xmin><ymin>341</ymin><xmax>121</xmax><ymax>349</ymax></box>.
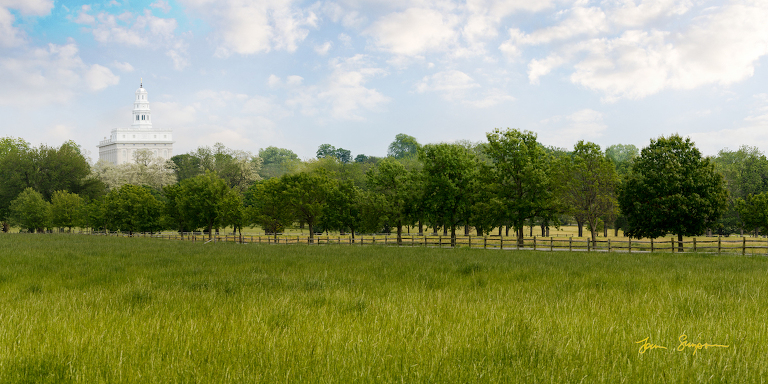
<box><xmin>364</xmin><ymin>8</ymin><xmax>458</xmax><ymax>56</ymax></box>
<box><xmin>286</xmin><ymin>75</ymin><xmax>304</xmax><ymax>86</ymax></box>
<box><xmin>0</xmin><ymin>41</ymin><xmax>120</xmax><ymax>107</ymax></box>
<box><xmin>77</xmin><ymin>7</ymin><xmax>189</xmax><ymax>70</ymax></box>
<box><xmin>526</xmin><ymin>1</ymin><xmax>768</xmax><ymax>101</ymax></box>
<box><xmin>315</xmin><ymin>41</ymin><xmax>332</xmax><ymax>55</ymax></box>
<box><xmin>267</xmin><ymin>74</ymin><xmax>281</xmax><ymax>88</ymax></box>
<box><xmin>606</xmin><ymin>0</ymin><xmax>694</xmax><ymax>27</ymax></box>
<box><xmin>0</xmin><ymin>0</ymin><xmax>53</xmax><ymax>47</ymax></box>
<box><xmin>85</xmin><ymin>64</ymin><xmax>120</xmax><ymax>91</ymax></box>
<box><xmin>688</xmin><ymin>94</ymin><xmax>768</xmax><ymax>155</ymax></box>
<box><xmin>286</xmin><ymin>55</ymin><xmax>390</xmax><ymax>120</ymax></box>
<box><xmin>180</xmin><ymin>0</ymin><xmax>317</xmax><ymax>55</ymax></box>
<box><xmin>112</xmin><ymin>60</ymin><xmax>134</xmax><ymax>72</ymax></box>
<box><xmin>150</xmin><ymin>0</ymin><xmax>172</xmax><ymax>13</ymax></box>
<box><xmin>537</xmin><ymin>109</ymin><xmax>608</xmax><ymax>147</ymax></box>
<box><xmin>416</xmin><ymin>69</ymin><xmax>513</xmax><ymax>108</ymax></box>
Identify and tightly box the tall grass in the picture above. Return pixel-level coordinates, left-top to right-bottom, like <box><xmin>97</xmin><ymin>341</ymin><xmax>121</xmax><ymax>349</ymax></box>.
<box><xmin>1</xmin><ymin>234</ymin><xmax>766</xmax><ymax>382</ymax></box>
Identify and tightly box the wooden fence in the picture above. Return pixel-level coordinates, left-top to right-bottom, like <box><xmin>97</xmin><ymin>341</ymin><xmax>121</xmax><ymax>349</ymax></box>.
<box><xmin>84</xmin><ymin>231</ymin><xmax>768</xmax><ymax>256</ymax></box>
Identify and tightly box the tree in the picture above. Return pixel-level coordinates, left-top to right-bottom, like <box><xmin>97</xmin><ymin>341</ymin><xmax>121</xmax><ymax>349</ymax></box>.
<box><xmin>9</xmin><ymin>188</ymin><xmax>50</xmax><ymax>232</ymax></box>
<box><xmin>713</xmin><ymin>146</ymin><xmax>768</xmax><ymax>235</ymax></box>
<box><xmin>388</xmin><ymin>133</ymin><xmax>420</xmax><ymax>159</ymax></box>
<box><xmin>176</xmin><ymin>171</ymin><xmax>230</xmax><ymax>240</ymax></box>
<box><xmin>485</xmin><ymin>128</ymin><xmax>553</xmax><ymax>247</ymax></box>
<box><xmin>104</xmin><ymin>184</ymin><xmax>164</xmax><ymax>235</ymax></box>
<box><xmin>50</xmin><ymin>190</ymin><xmax>85</xmax><ymax>232</ymax></box>
<box><xmin>92</xmin><ymin>149</ymin><xmax>177</xmax><ymax>191</ymax></box>
<box><xmin>419</xmin><ymin>143</ymin><xmax>477</xmax><ymax>246</ymax></box>
<box><xmin>280</xmin><ymin>170</ymin><xmax>333</xmax><ymax>242</ymax></box>
<box><xmin>618</xmin><ymin>135</ymin><xmax>728</xmax><ymax>251</ymax></box>
<box><xmin>220</xmin><ymin>189</ymin><xmax>246</xmax><ymax>241</ymax></box>
<box><xmin>245</xmin><ymin>178</ymin><xmax>294</xmax><ymax>237</ymax></box>
<box><xmin>366</xmin><ymin>158</ymin><xmax>419</xmax><ymax>244</ymax></box>
<box><xmin>259</xmin><ymin>146</ymin><xmax>299</xmax><ymax>179</ymax></box>
<box><xmin>171</xmin><ymin>153</ymin><xmax>203</xmax><ymax>181</ymax></box>
<box><xmin>316</xmin><ymin>144</ymin><xmax>352</xmax><ymax>164</ymax></box>
<box><xmin>555</xmin><ymin>141</ymin><xmax>618</xmax><ymax>245</ymax></box>
<box><xmin>0</xmin><ymin>137</ymin><xmax>31</xmax><ymax>232</ymax></box>
<box><xmin>736</xmin><ymin>192</ymin><xmax>768</xmax><ymax>235</ymax></box>
<box><xmin>605</xmin><ymin>144</ymin><xmax>639</xmax><ymax>180</ymax></box>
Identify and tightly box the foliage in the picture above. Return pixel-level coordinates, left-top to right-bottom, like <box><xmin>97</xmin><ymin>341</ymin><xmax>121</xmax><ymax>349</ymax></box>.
<box><xmin>712</xmin><ymin>146</ymin><xmax>768</xmax><ymax>234</ymax></box>
<box><xmin>387</xmin><ymin>133</ymin><xmax>420</xmax><ymax>159</ymax></box>
<box><xmin>9</xmin><ymin>188</ymin><xmax>50</xmax><ymax>232</ymax></box>
<box><xmin>171</xmin><ymin>143</ymin><xmax>261</xmax><ymax>190</ymax></box>
<box><xmin>605</xmin><ymin>144</ymin><xmax>639</xmax><ymax>180</ymax></box>
<box><xmin>485</xmin><ymin>128</ymin><xmax>553</xmax><ymax>246</ymax></box>
<box><xmin>174</xmin><ymin>171</ymin><xmax>230</xmax><ymax>239</ymax></box>
<box><xmin>555</xmin><ymin>141</ymin><xmax>618</xmax><ymax>244</ymax></box>
<box><xmin>92</xmin><ymin>149</ymin><xmax>178</xmax><ymax>191</ymax></box>
<box><xmin>736</xmin><ymin>192</ymin><xmax>768</xmax><ymax>234</ymax></box>
<box><xmin>104</xmin><ymin>184</ymin><xmax>164</xmax><ymax>234</ymax></box>
<box><xmin>245</xmin><ymin>179</ymin><xmax>293</xmax><ymax>236</ymax></box>
<box><xmin>280</xmin><ymin>170</ymin><xmax>334</xmax><ymax>241</ymax></box>
<box><xmin>618</xmin><ymin>135</ymin><xmax>728</xmax><ymax>250</ymax></box>
<box><xmin>258</xmin><ymin>146</ymin><xmax>299</xmax><ymax>179</ymax></box>
<box><xmin>366</xmin><ymin>157</ymin><xmax>420</xmax><ymax>242</ymax></box>
<box><xmin>50</xmin><ymin>190</ymin><xmax>85</xmax><ymax>231</ymax></box>
<box><xmin>419</xmin><ymin>143</ymin><xmax>477</xmax><ymax>246</ymax></box>
<box><xmin>316</xmin><ymin>144</ymin><xmax>352</xmax><ymax>164</ymax></box>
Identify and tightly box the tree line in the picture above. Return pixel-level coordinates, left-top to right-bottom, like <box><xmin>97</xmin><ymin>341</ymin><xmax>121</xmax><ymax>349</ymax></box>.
<box><xmin>4</xmin><ymin>129</ymin><xmax>767</xmax><ymax>250</ymax></box>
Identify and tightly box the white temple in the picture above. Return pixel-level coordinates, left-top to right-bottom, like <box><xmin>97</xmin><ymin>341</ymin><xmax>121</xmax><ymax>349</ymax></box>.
<box><xmin>97</xmin><ymin>80</ymin><xmax>174</xmax><ymax>165</ymax></box>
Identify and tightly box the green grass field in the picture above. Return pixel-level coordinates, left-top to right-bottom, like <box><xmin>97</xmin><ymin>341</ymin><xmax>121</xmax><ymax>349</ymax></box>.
<box><xmin>1</xmin><ymin>235</ymin><xmax>767</xmax><ymax>383</ymax></box>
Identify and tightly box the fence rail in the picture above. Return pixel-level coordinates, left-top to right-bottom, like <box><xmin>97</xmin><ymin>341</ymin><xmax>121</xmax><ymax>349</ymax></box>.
<box><xmin>73</xmin><ymin>231</ymin><xmax>768</xmax><ymax>256</ymax></box>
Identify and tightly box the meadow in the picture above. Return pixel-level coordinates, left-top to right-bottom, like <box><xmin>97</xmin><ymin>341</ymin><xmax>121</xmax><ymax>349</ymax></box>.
<box><xmin>1</xmin><ymin>235</ymin><xmax>767</xmax><ymax>383</ymax></box>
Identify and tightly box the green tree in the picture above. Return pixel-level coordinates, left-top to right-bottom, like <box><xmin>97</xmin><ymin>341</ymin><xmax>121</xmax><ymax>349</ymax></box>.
<box><xmin>220</xmin><ymin>189</ymin><xmax>247</xmax><ymax>241</ymax></box>
<box><xmin>485</xmin><ymin>128</ymin><xmax>553</xmax><ymax>246</ymax></box>
<box><xmin>388</xmin><ymin>133</ymin><xmax>420</xmax><ymax>159</ymax></box>
<box><xmin>322</xmin><ymin>180</ymin><xmax>364</xmax><ymax>239</ymax></box>
<box><xmin>176</xmin><ymin>171</ymin><xmax>230</xmax><ymax>240</ymax></box>
<box><xmin>171</xmin><ymin>153</ymin><xmax>203</xmax><ymax>181</ymax></box>
<box><xmin>366</xmin><ymin>158</ymin><xmax>420</xmax><ymax>244</ymax></box>
<box><xmin>245</xmin><ymin>178</ymin><xmax>293</xmax><ymax>237</ymax></box>
<box><xmin>713</xmin><ymin>146</ymin><xmax>768</xmax><ymax>235</ymax></box>
<box><xmin>618</xmin><ymin>135</ymin><xmax>728</xmax><ymax>251</ymax></box>
<box><xmin>104</xmin><ymin>184</ymin><xmax>164</xmax><ymax>235</ymax></box>
<box><xmin>605</xmin><ymin>144</ymin><xmax>639</xmax><ymax>180</ymax></box>
<box><xmin>259</xmin><ymin>146</ymin><xmax>299</xmax><ymax>179</ymax></box>
<box><xmin>9</xmin><ymin>188</ymin><xmax>51</xmax><ymax>232</ymax></box>
<box><xmin>280</xmin><ymin>170</ymin><xmax>333</xmax><ymax>242</ymax></box>
<box><xmin>419</xmin><ymin>143</ymin><xmax>477</xmax><ymax>246</ymax></box>
<box><xmin>736</xmin><ymin>192</ymin><xmax>768</xmax><ymax>235</ymax></box>
<box><xmin>50</xmin><ymin>190</ymin><xmax>85</xmax><ymax>232</ymax></box>
<box><xmin>555</xmin><ymin>141</ymin><xmax>618</xmax><ymax>245</ymax></box>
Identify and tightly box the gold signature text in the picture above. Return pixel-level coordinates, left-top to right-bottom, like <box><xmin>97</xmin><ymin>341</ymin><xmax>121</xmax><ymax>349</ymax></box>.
<box><xmin>635</xmin><ymin>337</ymin><xmax>668</xmax><ymax>354</ymax></box>
<box><xmin>677</xmin><ymin>334</ymin><xmax>729</xmax><ymax>355</ymax></box>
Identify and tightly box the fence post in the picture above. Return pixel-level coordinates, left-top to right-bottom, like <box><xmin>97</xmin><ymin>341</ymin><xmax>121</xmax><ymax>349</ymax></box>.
<box><xmin>484</xmin><ymin>236</ymin><xmax>487</xmax><ymax>249</ymax></box>
<box><xmin>693</xmin><ymin>237</ymin><xmax>696</xmax><ymax>253</ymax></box>
<box><xmin>551</xmin><ymin>237</ymin><xmax>554</xmax><ymax>251</ymax></box>
<box><xmin>608</xmin><ymin>238</ymin><xmax>611</xmax><ymax>252</ymax></box>
<box><xmin>743</xmin><ymin>237</ymin><xmax>746</xmax><ymax>256</ymax></box>
<box><xmin>587</xmin><ymin>238</ymin><xmax>590</xmax><ymax>252</ymax></box>
<box><xmin>628</xmin><ymin>238</ymin><xmax>632</xmax><ymax>253</ymax></box>
<box><xmin>424</xmin><ymin>235</ymin><xmax>426</xmax><ymax>247</ymax></box>
<box><xmin>385</xmin><ymin>235</ymin><xmax>388</xmax><ymax>245</ymax></box>
<box><xmin>533</xmin><ymin>236</ymin><xmax>537</xmax><ymax>251</ymax></box>
<box><xmin>569</xmin><ymin>237</ymin><xmax>572</xmax><ymax>252</ymax></box>
<box><xmin>650</xmin><ymin>238</ymin><xmax>654</xmax><ymax>253</ymax></box>
<box><xmin>500</xmin><ymin>236</ymin><xmax>503</xmax><ymax>250</ymax></box>
<box><xmin>469</xmin><ymin>236</ymin><xmax>472</xmax><ymax>249</ymax></box>
<box><xmin>718</xmin><ymin>237</ymin><xmax>721</xmax><ymax>255</ymax></box>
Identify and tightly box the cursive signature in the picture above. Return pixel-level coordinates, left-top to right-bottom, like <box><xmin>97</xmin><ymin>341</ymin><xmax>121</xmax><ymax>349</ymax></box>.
<box><xmin>677</xmin><ymin>334</ymin><xmax>729</xmax><ymax>355</ymax></box>
<box><xmin>635</xmin><ymin>337</ymin><xmax>668</xmax><ymax>354</ymax></box>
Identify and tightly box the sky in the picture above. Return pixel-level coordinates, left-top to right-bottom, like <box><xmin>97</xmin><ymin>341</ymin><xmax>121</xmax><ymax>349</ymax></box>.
<box><xmin>1</xmin><ymin>0</ymin><xmax>767</xmax><ymax>161</ymax></box>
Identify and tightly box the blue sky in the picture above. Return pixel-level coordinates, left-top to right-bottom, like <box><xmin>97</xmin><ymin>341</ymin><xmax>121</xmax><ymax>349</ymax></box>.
<box><xmin>1</xmin><ymin>0</ymin><xmax>767</xmax><ymax>160</ymax></box>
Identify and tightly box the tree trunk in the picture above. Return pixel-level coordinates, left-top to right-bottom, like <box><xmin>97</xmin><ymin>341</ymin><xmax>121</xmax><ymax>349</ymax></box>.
<box><xmin>540</xmin><ymin>223</ymin><xmax>545</xmax><ymax>237</ymax></box>
<box><xmin>529</xmin><ymin>224</ymin><xmax>533</xmax><ymax>237</ymax></box>
<box><xmin>498</xmin><ymin>226</ymin><xmax>502</xmax><ymax>236</ymax></box>
<box><xmin>309</xmin><ymin>222</ymin><xmax>314</xmax><ymax>243</ymax></box>
<box><xmin>614</xmin><ymin>226</ymin><xmax>619</xmax><ymax>237</ymax></box>
<box><xmin>577</xmin><ymin>220</ymin><xmax>583</xmax><ymax>237</ymax></box>
<box><xmin>396</xmin><ymin>223</ymin><xmax>402</xmax><ymax>245</ymax></box>
<box><xmin>506</xmin><ymin>226</ymin><xmax>510</xmax><ymax>236</ymax></box>
<box><xmin>677</xmin><ymin>233</ymin><xmax>684</xmax><ymax>252</ymax></box>
<box><xmin>443</xmin><ymin>226</ymin><xmax>448</xmax><ymax>236</ymax></box>
<box><xmin>207</xmin><ymin>221</ymin><xmax>213</xmax><ymax>240</ymax></box>
<box><xmin>464</xmin><ymin>225</ymin><xmax>469</xmax><ymax>235</ymax></box>
<box><xmin>546</xmin><ymin>227</ymin><xmax>550</xmax><ymax>236</ymax></box>
<box><xmin>603</xmin><ymin>225</ymin><xmax>608</xmax><ymax>238</ymax></box>
<box><xmin>451</xmin><ymin>224</ymin><xmax>456</xmax><ymax>247</ymax></box>
<box><xmin>516</xmin><ymin>226</ymin><xmax>524</xmax><ymax>247</ymax></box>
<box><xmin>418</xmin><ymin>220</ymin><xmax>423</xmax><ymax>235</ymax></box>
<box><xmin>476</xmin><ymin>227</ymin><xmax>482</xmax><ymax>236</ymax></box>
